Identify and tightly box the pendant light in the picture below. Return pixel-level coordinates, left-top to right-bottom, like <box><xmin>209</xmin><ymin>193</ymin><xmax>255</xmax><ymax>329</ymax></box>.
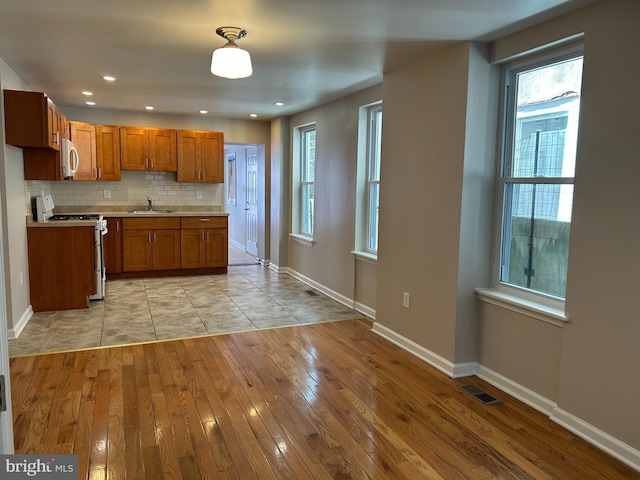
<box><xmin>210</xmin><ymin>26</ymin><xmax>253</xmax><ymax>79</ymax></box>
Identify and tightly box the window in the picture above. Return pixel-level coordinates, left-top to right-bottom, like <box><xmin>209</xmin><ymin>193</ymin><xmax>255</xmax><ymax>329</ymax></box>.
<box><xmin>293</xmin><ymin>124</ymin><xmax>316</xmax><ymax>238</ymax></box>
<box><xmin>366</xmin><ymin>105</ymin><xmax>382</xmax><ymax>252</ymax></box>
<box><xmin>354</xmin><ymin>102</ymin><xmax>382</xmax><ymax>258</ymax></box>
<box><xmin>496</xmin><ymin>48</ymin><xmax>583</xmax><ymax>303</ymax></box>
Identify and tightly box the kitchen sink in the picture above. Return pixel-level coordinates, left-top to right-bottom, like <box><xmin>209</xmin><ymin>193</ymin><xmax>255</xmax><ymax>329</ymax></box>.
<box><xmin>129</xmin><ymin>210</ymin><xmax>174</xmax><ymax>214</ymax></box>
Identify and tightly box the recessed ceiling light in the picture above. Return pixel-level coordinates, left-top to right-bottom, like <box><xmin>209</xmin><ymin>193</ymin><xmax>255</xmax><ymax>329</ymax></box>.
<box><xmin>102</xmin><ymin>75</ymin><xmax>116</xmax><ymax>82</ymax></box>
<box><xmin>275</xmin><ymin>101</ymin><xmax>284</xmax><ymax>106</ymax></box>
<box><xmin>82</xmin><ymin>91</ymin><xmax>93</xmax><ymax>96</ymax></box>
<box><xmin>145</xmin><ymin>105</ymin><xmax>154</xmax><ymax>110</ymax></box>
<box><xmin>199</xmin><ymin>110</ymin><xmax>208</xmax><ymax>114</ymax></box>
<box><xmin>249</xmin><ymin>113</ymin><xmax>258</xmax><ymax>118</ymax></box>
<box><xmin>86</xmin><ymin>101</ymin><xmax>96</xmax><ymax>106</ymax></box>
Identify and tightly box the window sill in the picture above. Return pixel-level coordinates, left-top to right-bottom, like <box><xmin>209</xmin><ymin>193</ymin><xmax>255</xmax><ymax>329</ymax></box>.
<box><xmin>289</xmin><ymin>233</ymin><xmax>315</xmax><ymax>247</ymax></box>
<box><xmin>351</xmin><ymin>250</ymin><xmax>377</xmax><ymax>264</ymax></box>
<box><xmin>475</xmin><ymin>288</ymin><xmax>569</xmax><ymax>327</ymax></box>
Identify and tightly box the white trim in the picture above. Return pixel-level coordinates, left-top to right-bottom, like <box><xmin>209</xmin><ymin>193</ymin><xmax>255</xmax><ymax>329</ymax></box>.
<box><xmin>551</xmin><ymin>408</ymin><xmax>640</xmax><ymax>473</ymax></box>
<box><xmin>372</xmin><ymin>322</ymin><xmax>465</xmax><ymax>378</ymax></box>
<box><xmin>354</xmin><ymin>302</ymin><xmax>376</xmax><ymax>320</ymax></box>
<box><xmin>269</xmin><ymin>263</ymin><xmax>289</xmax><ymax>274</ymax></box>
<box><xmin>351</xmin><ymin>250</ymin><xmax>377</xmax><ymax>265</ymax></box>
<box><xmin>476</xmin><ymin>364</ymin><xmax>558</xmax><ymax>416</ymax></box>
<box><xmin>289</xmin><ymin>233</ymin><xmax>315</xmax><ymax>247</ymax></box>
<box><xmin>8</xmin><ymin>305</ymin><xmax>33</xmax><ymax>340</ymax></box>
<box><xmin>475</xmin><ymin>288</ymin><xmax>568</xmax><ymax>327</ymax></box>
<box><xmin>228</xmin><ymin>237</ymin><xmax>245</xmax><ymax>251</ymax></box>
<box><xmin>287</xmin><ymin>268</ymin><xmax>354</xmax><ymax>310</ymax></box>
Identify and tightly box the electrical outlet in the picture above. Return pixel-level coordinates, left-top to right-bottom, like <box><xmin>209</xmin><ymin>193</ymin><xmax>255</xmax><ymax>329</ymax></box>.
<box><xmin>103</xmin><ymin>189</ymin><xmax>110</xmax><ymax>199</ymax></box>
<box><xmin>403</xmin><ymin>292</ymin><xmax>410</xmax><ymax>309</ymax></box>
<box><xmin>196</xmin><ymin>191</ymin><xmax>203</xmax><ymax>199</ymax></box>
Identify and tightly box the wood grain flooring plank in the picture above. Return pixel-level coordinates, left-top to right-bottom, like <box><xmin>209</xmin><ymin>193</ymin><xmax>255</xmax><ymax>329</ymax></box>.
<box><xmin>10</xmin><ymin>319</ymin><xmax>639</xmax><ymax>480</ymax></box>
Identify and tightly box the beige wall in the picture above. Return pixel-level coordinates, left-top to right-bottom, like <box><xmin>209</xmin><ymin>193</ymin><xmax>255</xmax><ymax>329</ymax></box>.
<box><xmin>269</xmin><ymin>117</ymin><xmax>290</xmax><ymax>270</ymax></box>
<box><xmin>0</xmin><ymin>59</ymin><xmax>32</xmax><ymax>333</ymax></box>
<box><xmin>376</xmin><ymin>42</ymin><xmax>491</xmax><ymax>362</ymax></box>
<box><xmin>288</xmin><ymin>85</ymin><xmax>383</xmax><ymax>309</ymax></box>
<box><xmin>484</xmin><ymin>0</ymin><xmax>640</xmax><ymax>453</ymax></box>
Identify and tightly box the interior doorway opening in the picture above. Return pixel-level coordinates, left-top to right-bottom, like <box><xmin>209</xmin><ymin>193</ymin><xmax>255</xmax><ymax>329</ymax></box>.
<box><xmin>224</xmin><ymin>143</ymin><xmax>265</xmax><ymax>266</ymax></box>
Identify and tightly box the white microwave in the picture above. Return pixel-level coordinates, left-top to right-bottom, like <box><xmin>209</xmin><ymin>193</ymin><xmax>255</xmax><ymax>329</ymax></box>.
<box><xmin>61</xmin><ymin>138</ymin><xmax>79</xmax><ymax>178</ymax></box>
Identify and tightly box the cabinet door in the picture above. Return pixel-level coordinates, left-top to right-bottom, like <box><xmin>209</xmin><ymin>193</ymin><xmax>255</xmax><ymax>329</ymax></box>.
<box><xmin>96</xmin><ymin>125</ymin><xmax>121</xmax><ymax>181</ymax></box>
<box><xmin>180</xmin><ymin>229</ymin><xmax>206</xmax><ymax>268</ymax></box>
<box><xmin>200</xmin><ymin>132</ymin><xmax>224</xmax><ymax>182</ymax></box>
<box><xmin>120</xmin><ymin>127</ymin><xmax>149</xmax><ymax>170</ymax></box>
<box><xmin>176</xmin><ymin>130</ymin><xmax>200</xmax><ymax>182</ymax></box>
<box><xmin>153</xmin><ymin>229</ymin><xmax>181</xmax><ymax>270</ymax></box>
<box><xmin>47</xmin><ymin>99</ymin><xmax>62</xmax><ymax>150</ymax></box>
<box><xmin>205</xmin><ymin>229</ymin><xmax>228</xmax><ymax>267</ymax></box>
<box><xmin>104</xmin><ymin>218</ymin><xmax>123</xmax><ymax>274</ymax></box>
<box><xmin>149</xmin><ymin>129</ymin><xmax>177</xmax><ymax>172</ymax></box>
<box><xmin>122</xmin><ymin>230</ymin><xmax>153</xmax><ymax>271</ymax></box>
<box><xmin>70</xmin><ymin>121</ymin><xmax>97</xmax><ymax>180</ymax></box>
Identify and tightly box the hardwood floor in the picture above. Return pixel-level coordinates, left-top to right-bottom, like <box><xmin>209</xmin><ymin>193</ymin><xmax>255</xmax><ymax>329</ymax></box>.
<box><xmin>9</xmin><ymin>319</ymin><xmax>638</xmax><ymax>479</ymax></box>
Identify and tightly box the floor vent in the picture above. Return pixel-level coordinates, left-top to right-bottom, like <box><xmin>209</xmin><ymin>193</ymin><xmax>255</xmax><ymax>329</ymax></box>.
<box><xmin>305</xmin><ymin>290</ymin><xmax>318</xmax><ymax>296</ymax></box>
<box><xmin>460</xmin><ymin>384</ymin><xmax>501</xmax><ymax>405</ymax></box>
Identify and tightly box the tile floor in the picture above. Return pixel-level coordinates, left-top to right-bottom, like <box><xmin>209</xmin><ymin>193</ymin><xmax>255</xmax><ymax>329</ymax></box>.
<box><xmin>9</xmin><ymin>265</ymin><xmax>364</xmax><ymax>357</ymax></box>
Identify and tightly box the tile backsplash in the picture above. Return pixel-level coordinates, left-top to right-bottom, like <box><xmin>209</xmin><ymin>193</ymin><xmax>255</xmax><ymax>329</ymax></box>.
<box><xmin>25</xmin><ymin>171</ymin><xmax>223</xmax><ymax>213</ymax></box>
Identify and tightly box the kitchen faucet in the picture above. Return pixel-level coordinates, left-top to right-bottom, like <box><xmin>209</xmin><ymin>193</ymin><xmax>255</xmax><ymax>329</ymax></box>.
<box><xmin>147</xmin><ymin>196</ymin><xmax>153</xmax><ymax>211</ymax></box>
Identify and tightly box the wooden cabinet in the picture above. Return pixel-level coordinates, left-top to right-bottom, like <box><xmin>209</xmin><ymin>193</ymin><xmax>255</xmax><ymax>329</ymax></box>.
<box><xmin>3</xmin><ymin>90</ymin><xmax>66</xmax><ymax>150</ymax></box>
<box><xmin>69</xmin><ymin>121</ymin><xmax>97</xmax><ymax>181</ymax></box>
<box><xmin>177</xmin><ymin>130</ymin><xmax>224</xmax><ymax>183</ymax></box>
<box><xmin>27</xmin><ymin>226</ymin><xmax>96</xmax><ymax>312</ymax></box>
<box><xmin>104</xmin><ymin>217</ymin><xmax>123</xmax><ymax>274</ymax></box>
<box><xmin>120</xmin><ymin>127</ymin><xmax>177</xmax><ymax>172</ymax></box>
<box><xmin>122</xmin><ymin>217</ymin><xmax>181</xmax><ymax>271</ymax></box>
<box><xmin>96</xmin><ymin>125</ymin><xmax>121</xmax><ymax>181</ymax></box>
<box><xmin>180</xmin><ymin>216</ymin><xmax>228</xmax><ymax>268</ymax></box>
<box><xmin>3</xmin><ymin>90</ymin><xmax>70</xmax><ymax>180</ymax></box>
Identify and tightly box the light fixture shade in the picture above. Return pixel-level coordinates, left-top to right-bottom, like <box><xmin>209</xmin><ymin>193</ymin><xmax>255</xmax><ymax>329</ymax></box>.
<box><xmin>211</xmin><ymin>43</ymin><xmax>253</xmax><ymax>79</ymax></box>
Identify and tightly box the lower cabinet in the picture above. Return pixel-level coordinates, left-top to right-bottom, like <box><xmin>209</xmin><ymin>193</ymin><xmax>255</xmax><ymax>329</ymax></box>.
<box><xmin>104</xmin><ymin>217</ymin><xmax>123</xmax><ymax>274</ymax></box>
<box><xmin>27</xmin><ymin>225</ymin><xmax>96</xmax><ymax>311</ymax></box>
<box><xmin>181</xmin><ymin>216</ymin><xmax>228</xmax><ymax>268</ymax></box>
<box><xmin>109</xmin><ymin>215</ymin><xmax>228</xmax><ymax>278</ymax></box>
<box><xmin>122</xmin><ymin>218</ymin><xmax>181</xmax><ymax>271</ymax></box>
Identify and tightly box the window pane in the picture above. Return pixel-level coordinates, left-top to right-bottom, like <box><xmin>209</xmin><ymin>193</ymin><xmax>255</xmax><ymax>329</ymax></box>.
<box><xmin>369</xmin><ymin>109</ymin><xmax>382</xmax><ymax>182</ymax></box>
<box><xmin>501</xmin><ymin>183</ymin><xmax>574</xmax><ymax>298</ymax></box>
<box><xmin>302</xmin><ymin>129</ymin><xmax>316</xmax><ymax>182</ymax></box>
<box><xmin>510</xmin><ymin>57</ymin><xmax>582</xmax><ymax>178</ymax></box>
<box><xmin>368</xmin><ymin>183</ymin><xmax>379</xmax><ymax>251</ymax></box>
<box><xmin>302</xmin><ymin>184</ymin><xmax>314</xmax><ymax>235</ymax></box>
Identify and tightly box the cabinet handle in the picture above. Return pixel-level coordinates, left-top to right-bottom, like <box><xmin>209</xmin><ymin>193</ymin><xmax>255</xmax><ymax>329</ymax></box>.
<box><xmin>201</xmin><ymin>232</ymin><xmax>205</xmax><ymax>242</ymax></box>
<box><xmin>116</xmin><ymin>221</ymin><xmax>120</xmax><ymax>232</ymax></box>
<box><xmin>98</xmin><ymin>167</ymin><xmax>102</xmax><ymax>178</ymax></box>
<box><xmin>150</xmin><ymin>158</ymin><xmax>154</xmax><ymax>169</ymax></box>
<box><xmin>200</xmin><ymin>218</ymin><xmax>210</xmax><ymax>222</ymax></box>
<box><xmin>202</xmin><ymin>171</ymin><xmax>205</xmax><ymax>180</ymax></box>
<box><xmin>148</xmin><ymin>233</ymin><xmax>152</xmax><ymax>243</ymax></box>
<box><xmin>54</xmin><ymin>131</ymin><xmax>59</xmax><ymax>145</ymax></box>
<box><xmin>145</xmin><ymin>158</ymin><xmax>149</xmax><ymax>169</ymax></box>
<box><xmin>154</xmin><ymin>233</ymin><xmax>157</xmax><ymax>243</ymax></box>
<box><xmin>206</xmin><ymin>232</ymin><xmax>210</xmax><ymax>241</ymax></box>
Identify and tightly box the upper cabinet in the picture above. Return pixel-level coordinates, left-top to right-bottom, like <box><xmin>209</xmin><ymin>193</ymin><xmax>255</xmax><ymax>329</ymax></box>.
<box><xmin>69</xmin><ymin>121</ymin><xmax>97</xmax><ymax>181</ymax></box>
<box><xmin>96</xmin><ymin>125</ymin><xmax>121</xmax><ymax>181</ymax></box>
<box><xmin>3</xmin><ymin>90</ymin><xmax>66</xmax><ymax>150</ymax></box>
<box><xmin>120</xmin><ymin>127</ymin><xmax>177</xmax><ymax>172</ymax></box>
<box><xmin>177</xmin><ymin>130</ymin><xmax>224</xmax><ymax>183</ymax></box>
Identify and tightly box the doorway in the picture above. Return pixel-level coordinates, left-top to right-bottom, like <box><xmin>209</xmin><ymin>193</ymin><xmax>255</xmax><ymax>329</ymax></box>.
<box><xmin>224</xmin><ymin>144</ymin><xmax>264</xmax><ymax>265</ymax></box>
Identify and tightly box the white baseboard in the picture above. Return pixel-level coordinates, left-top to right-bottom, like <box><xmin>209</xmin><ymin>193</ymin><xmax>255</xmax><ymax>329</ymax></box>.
<box><xmin>8</xmin><ymin>305</ymin><xmax>32</xmax><ymax>340</ymax></box>
<box><xmin>269</xmin><ymin>263</ymin><xmax>289</xmax><ymax>274</ymax></box>
<box><xmin>287</xmin><ymin>268</ymin><xmax>354</xmax><ymax>310</ymax></box>
<box><xmin>229</xmin><ymin>237</ymin><xmax>245</xmax><ymax>250</ymax></box>
<box><xmin>371</xmin><ymin>322</ymin><xmax>459</xmax><ymax>378</ymax></box>
<box><xmin>476</xmin><ymin>365</ymin><xmax>558</xmax><ymax>416</ymax></box>
<box><xmin>551</xmin><ymin>408</ymin><xmax>640</xmax><ymax>472</ymax></box>
<box><xmin>354</xmin><ymin>302</ymin><xmax>376</xmax><ymax>320</ymax></box>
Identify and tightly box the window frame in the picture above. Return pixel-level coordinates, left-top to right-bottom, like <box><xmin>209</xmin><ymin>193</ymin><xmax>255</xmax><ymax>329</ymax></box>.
<box><xmin>291</xmin><ymin>123</ymin><xmax>316</xmax><ymax>242</ymax></box>
<box><xmin>490</xmin><ymin>43</ymin><xmax>584</xmax><ymax>313</ymax></box>
<box><xmin>365</xmin><ymin>104</ymin><xmax>382</xmax><ymax>254</ymax></box>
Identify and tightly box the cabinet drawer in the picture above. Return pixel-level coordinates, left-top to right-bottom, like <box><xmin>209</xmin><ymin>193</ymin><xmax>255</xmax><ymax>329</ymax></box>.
<box><xmin>122</xmin><ymin>217</ymin><xmax>180</xmax><ymax>230</ymax></box>
<box><xmin>180</xmin><ymin>216</ymin><xmax>227</xmax><ymax>229</ymax></box>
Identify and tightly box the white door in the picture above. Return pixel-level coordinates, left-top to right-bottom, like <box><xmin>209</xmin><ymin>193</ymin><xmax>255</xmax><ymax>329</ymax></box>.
<box><xmin>245</xmin><ymin>147</ymin><xmax>258</xmax><ymax>258</ymax></box>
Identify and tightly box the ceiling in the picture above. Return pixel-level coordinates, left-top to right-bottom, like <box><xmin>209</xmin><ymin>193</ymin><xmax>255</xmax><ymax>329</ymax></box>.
<box><xmin>0</xmin><ymin>0</ymin><xmax>595</xmax><ymax>121</ymax></box>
